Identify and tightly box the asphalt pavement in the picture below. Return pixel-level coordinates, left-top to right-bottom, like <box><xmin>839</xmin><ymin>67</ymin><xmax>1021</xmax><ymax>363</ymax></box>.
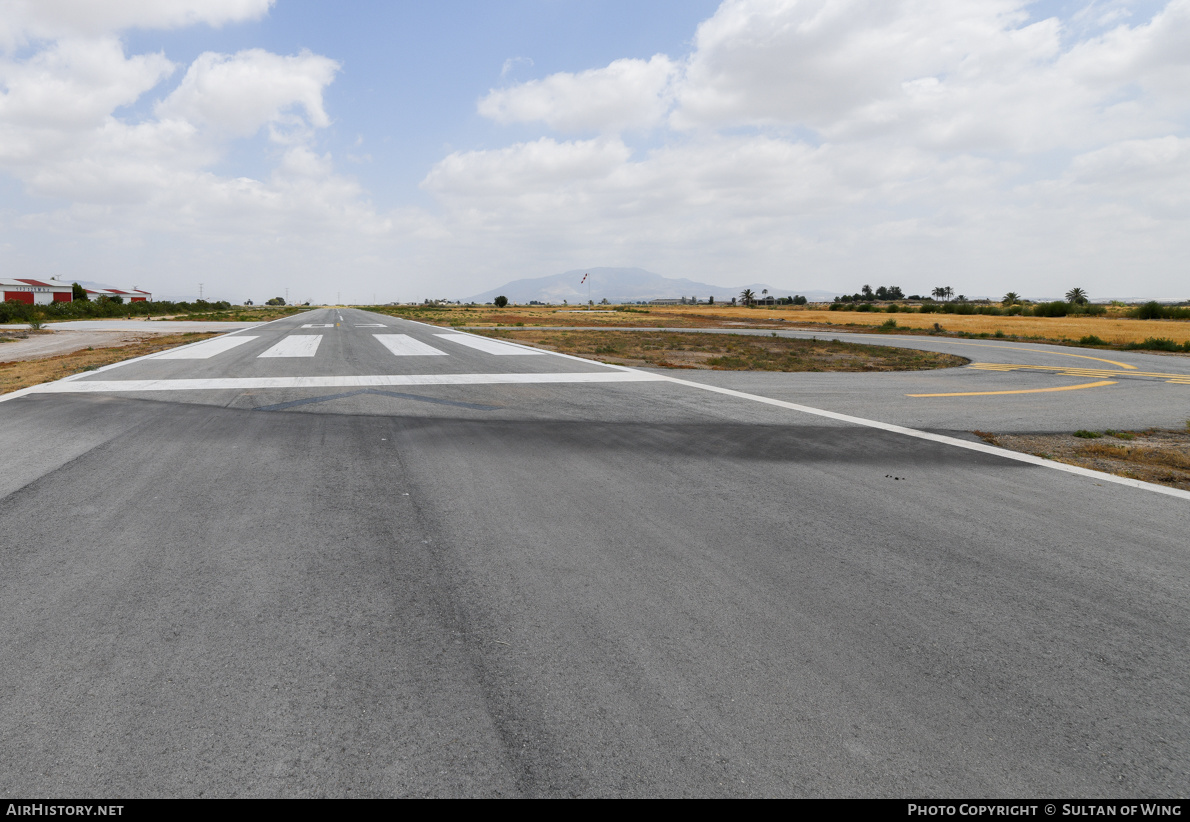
<box><xmin>1</xmin><ymin>308</ymin><xmax>1187</xmax><ymax>797</ymax></box>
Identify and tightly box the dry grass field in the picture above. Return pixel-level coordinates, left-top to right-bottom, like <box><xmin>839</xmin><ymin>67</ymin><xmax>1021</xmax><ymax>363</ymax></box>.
<box><xmin>477</xmin><ymin>328</ymin><xmax>967</xmax><ymax>372</ymax></box>
<box><xmin>0</xmin><ymin>332</ymin><xmax>218</xmax><ymax>395</ymax></box>
<box><xmin>977</xmin><ymin>427</ymin><xmax>1190</xmax><ymax>491</ymax></box>
<box><xmin>367</xmin><ymin>303</ymin><xmax>1190</xmax><ymax>347</ymax></box>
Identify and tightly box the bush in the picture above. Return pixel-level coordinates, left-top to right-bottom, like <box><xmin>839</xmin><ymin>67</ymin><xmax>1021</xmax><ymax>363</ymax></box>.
<box><xmin>1135</xmin><ymin>301</ymin><xmax>1165</xmax><ymax>320</ymax></box>
<box><xmin>1120</xmin><ymin>337</ymin><xmax>1187</xmax><ymax>351</ymax></box>
<box><xmin>879</xmin><ymin>319</ymin><xmax>898</xmax><ymax>330</ymax></box>
<box><xmin>1133</xmin><ymin>302</ymin><xmax>1190</xmax><ymax>320</ymax></box>
<box><xmin>1073</xmin><ymin>430</ymin><xmax>1102</xmax><ymax>439</ymax></box>
<box><xmin>1033</xmin><ymin>301</ymin><xmax>1071</xmax><ymax>317</ymax></box>
<box><xmin>1079</xmin><ymin>335</ymin><xmax>1107</xmax><ymax>346</ymax></box>
<box><xmin>855</xmin><ymin>303</ymin><xmax>874</xmax><ymax>312</ymax></box>
<box><xmin>886</xmin><ymin>303</ymin><xmax>899</xmax><ymax>313</ymax></box>
<box><xmin>494</xmin><ymin>295</ymin><xmax>509</xmax><ymax>308</ymax></box>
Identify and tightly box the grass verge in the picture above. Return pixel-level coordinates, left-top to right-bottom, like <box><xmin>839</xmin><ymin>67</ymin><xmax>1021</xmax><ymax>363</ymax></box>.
<box><xmin>0</xmin><ymin>332</ymin><xmax>218</xmax><ymax>396</ymax></box>
<box><xmin>974</xmin><ymin>428</ymin><xmax>1190</xmax><ymax>491</ymax></box>
<box><xmin>475</xmin><ymin>328</ymin><xmax>967</xmax><ymax>372</ymax></box>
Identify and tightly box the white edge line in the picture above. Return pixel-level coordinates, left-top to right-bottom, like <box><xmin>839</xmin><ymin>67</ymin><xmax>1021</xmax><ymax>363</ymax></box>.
<box><xmin>0</xmin><ymin>310</ymin><xmax>312</xmax><ymax>405</ymax></box>
<box><xmin>404</xmin><ymin>318</ymin><xmax>1190</xmax><ymax>502</ymax></box>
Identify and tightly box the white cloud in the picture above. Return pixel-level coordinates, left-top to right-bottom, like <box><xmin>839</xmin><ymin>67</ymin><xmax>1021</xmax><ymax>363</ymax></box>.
<box><xmin>0</xmin><ymin>2</ymin><xmax>417</xmax><ymax>302</ymax></box>
<box><xmin>156</xmin><ymin>49</ymin><xmax>339</xmax><ymax>138</ymax></box>
<box><xmin>479</xmin><ymin>55</ymin><xmax>678</xmax><ymax>133</ymax></box>
<box><xmin>441</xmin><ymin>0</ymin><xmax>1190</xmax><ymax>298</ymax></box>
<box><xmin>0</xmin><ymin>0</ymin><xmax>273</xmax><ymax>45</ymax></box>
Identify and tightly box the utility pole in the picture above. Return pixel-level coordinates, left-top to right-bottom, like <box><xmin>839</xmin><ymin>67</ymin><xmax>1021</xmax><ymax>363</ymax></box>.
<box><xmin>198</xmin><ymin>283</ymin><xmax>203</xmax><ymax>299</ymax></box>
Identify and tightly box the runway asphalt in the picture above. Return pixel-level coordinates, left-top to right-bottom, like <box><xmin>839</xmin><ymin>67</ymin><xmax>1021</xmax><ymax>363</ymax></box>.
<box><xmin>1</xmin><ymin>308</ymin><xmax>1187</xmax><ymax>797</ymax></box>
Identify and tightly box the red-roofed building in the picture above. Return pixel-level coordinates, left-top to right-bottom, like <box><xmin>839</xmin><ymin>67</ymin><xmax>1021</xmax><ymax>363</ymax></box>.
<box><xmin>85</xmin><ymin>286</ymin><xmax>152</xmax><ymax>302</ymax></box>
<box><xmin>1</xmin><ymin>278</ymin><xmax>74</xmax><ymax>305</ymax></box>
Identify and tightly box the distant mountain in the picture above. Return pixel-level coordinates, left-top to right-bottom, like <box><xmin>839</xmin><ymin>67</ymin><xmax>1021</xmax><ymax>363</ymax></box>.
<box><xmin>467</xmin><ymin>268</ymin><xmax>837</xmax><ymax>304</ymax></box>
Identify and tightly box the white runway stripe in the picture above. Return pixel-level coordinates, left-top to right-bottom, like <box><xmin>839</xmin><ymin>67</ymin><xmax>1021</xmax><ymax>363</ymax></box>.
<box><xmin>374</xmin><ymin>334</ymin><xmax>447</xmax><ymax>356</ymax></box>
<box><xmin>36</xmin><ymin>371</ymin><xmax>664</xmax><ymax>393</ymax></box>
<box><xmin>259</xmin><ymin>335</ymin><xmax>323</xmax><ymax>358</ymax></box>
<box><xmin>434</xmin><ymin>334</ymin><xmax>544</xmax><ymax>356</ymax></box>
<box><xmin>154</xmin><ymin>336</ymin><xmax>259</xmax><ymax>359</ymax></box>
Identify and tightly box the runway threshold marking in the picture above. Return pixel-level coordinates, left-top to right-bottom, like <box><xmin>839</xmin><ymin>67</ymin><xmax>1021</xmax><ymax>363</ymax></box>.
<box><xmin>258</xmin><ymin>335</ymin><xmax>323</xmax><ymax>358</ymax></box>
<box><xmin>153</xmin><ymin>336</ymin><xmax>259</xmax><ymax>360</ymax></box>
<box><xmin>908</xmin><ymin>380</ymin><xmax>1118</xmax><ymax>398</ymax></box>
<box><xmin>434</xmin><ymin>334</ymin><xmax>545</xmax><ymax>356</ymax></box>
<box><xmin>374</xmin><ymin>334</ymin><xmax>448</xmax><ymax>356</ymax></box>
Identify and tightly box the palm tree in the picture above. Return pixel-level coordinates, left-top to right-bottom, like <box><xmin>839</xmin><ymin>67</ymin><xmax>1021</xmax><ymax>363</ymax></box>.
<box><xmin>932</xmin><ymin>287</ymin><xmax>948</xmax><ymax>302</ymax></box>
<box><xmin>1065</xmin><ymin>287</ymin><xmax>1088</xmax><ymax>305</ymax></box>
<box><xmin>740</xmin><ymin>288</ymin><xmax>756</xmax><ymax>307</ymax></box>
<box><xmin>1002</xmin><ymin>292</ymin><xmax>1020</xmax><ymax>306</ymax></box>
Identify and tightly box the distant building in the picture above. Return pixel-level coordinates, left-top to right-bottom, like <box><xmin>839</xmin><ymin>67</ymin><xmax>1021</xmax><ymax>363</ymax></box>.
<box><xmin>85</xmin><ymin>286</ymin><xmax>152</xmax><ymax>302</ymax></box>
<box><xmin>1</xmin><ymin>277</ymin><xmax>74</xmax><ymax>305</ymax></box>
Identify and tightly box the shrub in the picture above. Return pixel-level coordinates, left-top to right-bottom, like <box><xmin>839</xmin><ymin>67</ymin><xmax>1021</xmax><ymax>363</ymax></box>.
<box><xmin>1079</xmin><ymin>335</ymin><xmax>1107</xmax><ymax>346</ymax></box>
<box><xmin>879</xmin><ymin>318</ymin><xmax>898</xmax><ymax>330</ymax></box>
<box><xmin>1073</xmin><ymin>430</ymin><xmax>1102</xmax><ymax>439</ymax></box>
<box><xmin>494</xmin><ymin>295</ymin><xmax>509</xmax><ymax>308</ymax></box>
<box><xmin>1123</xmin><ymin>337</ymin><xmax>1181</xmax><ymax>351</ymax></box>
<box><xmin>1135</xmin><ymin>301</ymin><xmax>1165</xmax><ymax>320</ymax></box>
<box><xmin>886</xmin><ymin>303</ymin><xmax>899</xmax><ymax>313</ymax></box>
<box><xmin>994</xmin><ymin>329</ymin><xmax>1006</xmax><ymax>338</ymax></box>
<box><xmin>1033</xmin><ymin>301</ymin><xmax>1070</xmax><ymax>317</ymax></box>
<box><xmin>856</xmin><ymin>303</ymin><xmax>874</xmax><ymax>312</ymax></box>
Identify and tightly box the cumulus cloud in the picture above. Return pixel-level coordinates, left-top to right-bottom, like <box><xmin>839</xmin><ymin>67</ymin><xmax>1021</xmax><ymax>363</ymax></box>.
<box><xmin>0</xmin><ymin>0</ymin><xmax>273</xmax><ymax>45</ymax></box>
<box><xmin>438</xmin><ymin>0</ymin><xmax>1190</xmax><ymax>297</ymax></box>
<box><xmin>156</xmin><ymin>49</ymin><xmax>339</xmax><ymax>138</ymax></box>
<box><xmin>0</xmin><ymin>0</ymin><xmax>414</xmax><ymax>301</ymax></box>
<box><xmin>479</xmin><ymin>55</ymin><xmax>678</xmax><ymax>133</ymax></box>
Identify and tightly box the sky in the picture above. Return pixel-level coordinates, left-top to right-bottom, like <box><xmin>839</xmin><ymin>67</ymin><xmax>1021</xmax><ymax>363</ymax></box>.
<box><xmin>0</xmin><ymin>0</ymin><xmax>1187</xmax><ymax>303</ymax></box>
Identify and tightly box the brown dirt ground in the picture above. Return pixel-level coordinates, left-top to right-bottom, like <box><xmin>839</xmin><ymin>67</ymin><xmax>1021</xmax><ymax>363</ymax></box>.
<box><xmin>0</xmin><ymin>332</ymin><xmax>218</xmax><ymax>395</ymax></box>
<box><xmin>973</xmin><ymin>428</ymin><xmax>1190</xmax><ymax>491</ymax></box>
<box><xmin>0</xmin><ymin>330</ymin><xmax>160</xmax><ymax>362</ymax></box>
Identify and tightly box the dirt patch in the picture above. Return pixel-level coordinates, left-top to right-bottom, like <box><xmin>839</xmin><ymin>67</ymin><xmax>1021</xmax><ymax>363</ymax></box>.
<box><xmin>974</xmin><ymin>428</ymin><xmax>1190</xmax><ymax>491</ymax></box>
<box><xmin>0</xmin><ymin>332</ymin><xmax>219</xmax><ymax>395</ymax></box>
<box><xmin>0</xmin><ymin>330</ymin><xmax>162</xmax><ymax>362</ymax></box>
<box><xmin>475</xmin><ymin>329</ymin><xmax>967</xmax><ymax>372</ymax></box>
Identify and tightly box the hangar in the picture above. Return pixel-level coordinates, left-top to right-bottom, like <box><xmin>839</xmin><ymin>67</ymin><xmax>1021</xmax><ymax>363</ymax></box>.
<box><xmin>0</xmin><ymin>278</ymin><xmax>153</xmax><ymax>304</ymax></box>
<box><xmin>85</xmin><ymin>286</ymin><xmax>153</xmax><ymax>302</ymax></box>
<box><xmin>0</xmin><ymin>277</ymin><xmax>74</xmax><ymax>305</ymax></box>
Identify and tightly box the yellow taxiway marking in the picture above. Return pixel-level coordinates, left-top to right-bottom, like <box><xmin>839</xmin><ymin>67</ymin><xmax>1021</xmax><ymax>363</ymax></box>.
<box><xmin>969</xmin><ymin>363</ymin><xmax>1190</xmax><ymax>383</ymax></box>
<box><xmin>909</xmin><ymin>380</ymin><xmax>1118</xmax><ymax>398</ymax></box>
<box><xmin>934</xmin><ymin>341</ymin><xmax>1137</xmax><ymax>369</ymax></box>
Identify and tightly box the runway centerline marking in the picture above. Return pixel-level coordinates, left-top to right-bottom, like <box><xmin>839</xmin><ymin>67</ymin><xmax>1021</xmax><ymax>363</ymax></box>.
<box><xmin>908</xmin><ymin>380</ymin><xmax>1118</xmax><ymax>398</ymax></box>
